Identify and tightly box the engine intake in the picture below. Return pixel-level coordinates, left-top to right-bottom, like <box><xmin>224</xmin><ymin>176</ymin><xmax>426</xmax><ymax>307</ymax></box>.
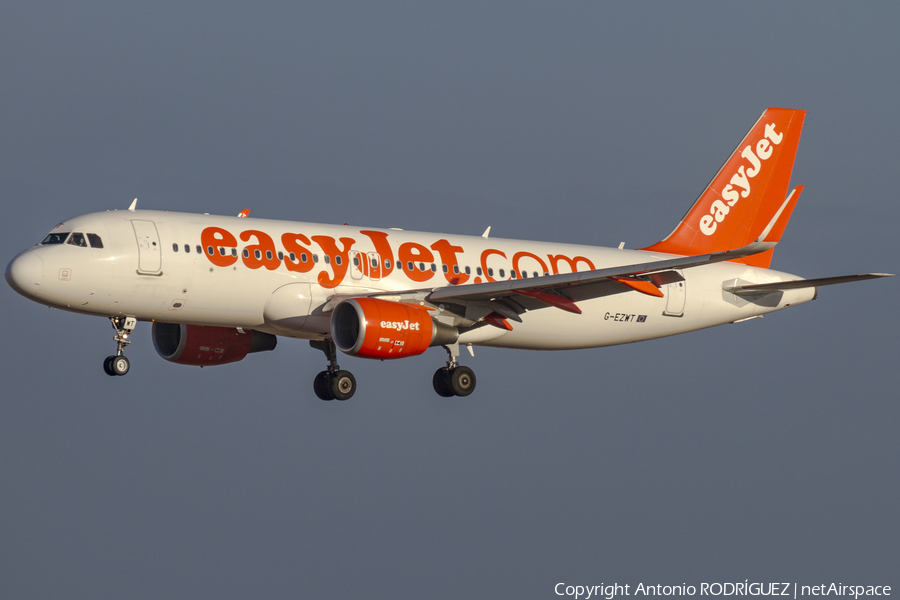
<box><xmin>152</xmin><ymin>323</ymin><xmax>277</xmax><ymax>366</ymax></box>
<box><xmin>331</xmin><ymin>298</ymin><xmax>458</xmax><ymax>359</ymax></box>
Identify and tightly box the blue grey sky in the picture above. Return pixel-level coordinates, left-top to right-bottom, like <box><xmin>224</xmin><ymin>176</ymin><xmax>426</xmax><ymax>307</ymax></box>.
<box><xmin>2</xmin><ymin>3</ymin><xmax>898</xmax><ymax>599</ymax></box>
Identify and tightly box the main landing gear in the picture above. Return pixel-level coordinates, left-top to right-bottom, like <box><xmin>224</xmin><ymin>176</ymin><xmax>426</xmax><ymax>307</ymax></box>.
<box><xmin>310</xmin><ymin>340</ymin><xmax>356</xmax><ymax>401</ymax></box>
<box><xmin>308</xmin><ymin>340</ymin><xmax>476</xmax><ymax>400</ymax></box>
<box><xmin>432</xmin><ymin>344</ymin><xmax>476</xmax><ymax>397</ymax></box>
<box><xmin>103</xmin><ymin>316</ymin><xmax>136</xmax><ymax>377</ymax></box>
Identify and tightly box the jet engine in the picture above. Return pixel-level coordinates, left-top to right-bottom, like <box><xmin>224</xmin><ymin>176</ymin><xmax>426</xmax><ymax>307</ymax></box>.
<box><xmin>331</xmin><ymin>298</ymin><xmax>458</xmax><ymax>359</ymax></box>
<box><xmin>152</xmin><ymin>323</ymin><xmax>277</xmax><ymax>366</ymax></box>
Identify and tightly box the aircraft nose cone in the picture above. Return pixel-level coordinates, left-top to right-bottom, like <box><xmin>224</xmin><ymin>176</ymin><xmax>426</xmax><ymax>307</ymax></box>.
<box><xmin>5</xmin><ymin>251</ymin><xmax>44</xmax><ymax>298</ymax></box>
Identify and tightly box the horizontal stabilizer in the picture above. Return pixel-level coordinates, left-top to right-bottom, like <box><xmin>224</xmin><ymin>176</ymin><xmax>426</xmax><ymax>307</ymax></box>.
<box><xmin>724</xmin><ymin>273</ymin><xmax>894</xmax><ymax>295</ymax></box>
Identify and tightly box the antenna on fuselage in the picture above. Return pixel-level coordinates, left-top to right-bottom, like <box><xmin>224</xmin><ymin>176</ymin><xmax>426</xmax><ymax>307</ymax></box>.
<box><xmin>128</xmin><ymin>198</ymin><xmax>137</xmax><ymax>212</ymax></box>
<box><xmin>481</xmin><ymin>226</ymin><xmax>491</xmax><ymax>238</ymax></box>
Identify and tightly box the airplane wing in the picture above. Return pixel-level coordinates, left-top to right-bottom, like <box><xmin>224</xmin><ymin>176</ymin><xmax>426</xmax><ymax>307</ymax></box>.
<box><xmin>332</xmin><ymin>241</ymin><xmax>781</xmax><ymax>327</ymax></box>
<box><xmin>353</xmin><ymin>243</ymin><xmax>892</xmax><ymax>329</ymax></box>
<box><xmin>388</xmin><ymin>188</ymin><xmax>802</xmax><ymax>321</ymax></box>
<box><xmin>426</xmin><ymin>241</ymin><xmax>776</xmax><ymax>305</ymax></box>
<box><xmin>323</xmin><ymin>189</ymin><xmax>893</xmax><ymax>329</ymax></box>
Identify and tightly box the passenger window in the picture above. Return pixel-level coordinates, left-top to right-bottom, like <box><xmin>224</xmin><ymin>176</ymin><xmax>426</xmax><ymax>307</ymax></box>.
<box><xmin>476</xmin><ymin>267</ymin><xmax>483</xmax><ymax>276</ymax></box>
<box><xmin>207</xmin><ymin>246</ymin><xmax>214</xmax><ymax>255</ymax></box>
<box><xmin>196</xmin><ymin>245</ymin><xmax>202</xmax><ymax>254</ymax></box>
<box><xmin>465</xmin><ymin>266</ymin><xmax>471</xmax><ymax>275</ymax></box>
<box><xmin>289</xmin><ymin>252</ymin><xmax>296</xmax><ymax>262</ymax></box>
<box><xmin>277</xmin><ymin>251</ymin><xmax>283</xmax><ymax>261</ymax></box>
<box><xmin>521</xmin><ymin>271</ymin><xmax>527</xmax><ymax>278</ymax></box>
<box><xmin>384</xmin><ymin>259</ymin><xmax>390</xmax><ymax>269</ymax></box>
<box><xmin>406</xmin><ymin>261</ymin><xmax>413</xmax><ymax>271</ymax></box>
<box><xmin>219</xmin><ymin>247</ymin><xmax>227</xmax><ymax>256</ymax></box>
<box><xmin>266</xmin><ymin>250</ymin><xmax>273</xmax><ymax>260</ymax></box>
<box><xmin>453</xmin><ymin>265</ymin><xmax>459</xmax><ymax>274</ymax></box>
<box><xmin>243</xmin><ymin>249</ymin><xmax>250</xmax><ymax>258</ymax></box>
<box><xmin>487</xmin><ymin>268</ymin><xmax>493</xmax><ymax>277</ymax></box>
<box><xmin>67</xmin><ymin>233</ymin><xmax>87</xmax><ymax>247</ymax></box>
<box><xmin>335</xmin><ymin>255</ymin><xmax>342</xmax><ymax>266</ymax></box>
<box><xmin>300</xmin><ymin>253</ymin><xmax>307</xmax><ymax>263</ymax></box>
<box><xmin>184</xmin><ymin>244</ymin><xmax>190</xmax><ymax>253</ymax></box>
<box><xmin>442</xmin><ymin>264</ymin><xmax>449</xmax><ymax>273</ymax></box>
<box><xmin>313</xmin><ymin>254</ymin><xmax>319</xmax><ymax>263</ymax></box>
<box><xmin>353</xmin><ymin>256</ymin><xmax>360</xmax><ymax>267</ymax></box>
<box><xmin>231</xmin><ymin>248</ymin><xmax>237</xmax><ymax>257</ymax></box>
<box><xmin>511</xmin><ymin>270</ymin><xmax>517</xmax><ymax>279</ymax></box>
<box><xmin>254</xmin><ymin>250</ymin><xmax>262</xmax><ymax>260</ymax></box>
<box><xmin>172</xmin><ymin>243</ymin><xmax>179</xmax><ymax>252</ymax></box>
<box><xmin>324</xmin><ymin>255</ymin><xmax>330</xmax><ymax>265</ymax></box>
<box><xmin>396</xmin><ymin>260</ymin><xmax>402</xmax><ymax>270</ymax></box>
<box><xmin>430</xmin><ymin>264</ymin><xmax>436</xmax><ymax>272</ymax></box>
<box><xmin>87</xmin><ymin>234</ymin><xmax>104</xmax><ymax>248</ymax></box>
<box><xmin>372</xmin><ymin>257</ymin><xmax>378</xmax><ymax>268</ymax></box>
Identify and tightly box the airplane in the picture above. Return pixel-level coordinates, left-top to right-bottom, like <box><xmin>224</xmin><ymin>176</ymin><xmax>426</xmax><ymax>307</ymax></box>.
<box><xmin>5</xmin><ymin>108</ymin><xmax>893</xmax><ymax>400</ymax></box>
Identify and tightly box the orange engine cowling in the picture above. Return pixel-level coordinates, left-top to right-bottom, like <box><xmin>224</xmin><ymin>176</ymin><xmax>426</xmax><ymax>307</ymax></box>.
<box><xmin>331</xmin><ymin>298</ymin><xmax>458</xmax><ymax>359</ymax></box>
<box><xmin>152</xmin><ymin>323</ymin><xmax>277</xmax><ymax>366</ymax></box>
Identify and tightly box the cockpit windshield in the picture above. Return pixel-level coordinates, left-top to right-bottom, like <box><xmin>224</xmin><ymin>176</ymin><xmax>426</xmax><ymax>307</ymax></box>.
<box><xmin>67</xmin><ymin>232</ymin><xmax>88</xmax><ymax>247</ymax></box>
<box><xmin>40</xmin><ymin>231</ymin><xmax>104</xmax><ymax>247</ymax></box>
<box><xmin>41</xmin><ymin>232</ymin><xmax>69</xmax><ymax>245</ymax></box>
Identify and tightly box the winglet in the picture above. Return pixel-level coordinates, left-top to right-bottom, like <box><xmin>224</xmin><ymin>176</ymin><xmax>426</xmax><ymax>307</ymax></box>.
<box><xmin>128</xmin><ymin>198</ymin><xmax>137</xmax><ymax>212</ymax></box>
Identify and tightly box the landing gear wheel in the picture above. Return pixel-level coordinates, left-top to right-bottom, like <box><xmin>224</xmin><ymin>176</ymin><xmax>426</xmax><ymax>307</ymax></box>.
<box><xmin>450</xmin><ymin>365</ymin><xmax>476</xmax><ymax>396</ymax></box>
<box><xmin>110</xmin><ymin>355</ymin><xmax>130</xmax><ymax>376</ymax></box>
<box><xmin>314</xmin><ymin>371</ymin><xmax>335</xmax><ymax>401</ymax></box>
<box><xmin>433</xmin><ymin>367</ymin><xmax>455</xmax><ymax>397</ymax></box>
<box><xmin>331</xmin><ymin>370</ymin><xmax>356</xmax><ymax>401</ymax></box>
<box><xmin>103</xmin><ymin>356</ymin><xmax>116</xmax><ymax>376</ymax></box>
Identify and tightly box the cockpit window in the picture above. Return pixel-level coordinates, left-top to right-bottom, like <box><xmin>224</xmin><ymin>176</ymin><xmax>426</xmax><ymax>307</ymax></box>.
<box><xmin>41</xmin><ymin>232</ymin><xmax>69</xmax><ymax>245</ymax></box>
<box><xmin>87</xmin><ymin>234</ymin><xmax>103</xmax><ymax>248</ymax></box>
<box><xmin>67</xmin><ymin>232</ymin><xmax>88</xmax><ymax>247</ymax></box>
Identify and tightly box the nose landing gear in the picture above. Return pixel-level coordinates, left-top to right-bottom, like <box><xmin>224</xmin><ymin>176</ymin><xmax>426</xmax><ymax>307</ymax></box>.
<box><xmin>103</xmin><ymin>316</ymin><xmax>136</xmax><ymax>376</ymax></box>
<box><xmin>432</xmin><ymin>344</ymin><xmax>476</xmax><ymax>397</ymax></box>
<box><xmin>310</xmin><ymin>339</ymin><xmax>357</xmax><ymax>401</ymax></box>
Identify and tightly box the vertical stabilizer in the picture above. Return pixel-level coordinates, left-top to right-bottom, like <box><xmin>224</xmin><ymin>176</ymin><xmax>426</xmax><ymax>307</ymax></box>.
<box><xmin>641</xmin><ymin>108</ymin><xmax>805</xmax><ymax>267</ymax></box>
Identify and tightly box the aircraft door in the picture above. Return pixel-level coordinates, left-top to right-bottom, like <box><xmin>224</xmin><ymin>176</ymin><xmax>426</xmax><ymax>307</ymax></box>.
<box><xmin>132</xmin><ymin>220</ymin><xmax>161</xmax><ymax>274</ymax></box>
<box><xmin>663</xmin><ymin>270</ymin><xmax>686</xmax><ymax>316</ymax></box>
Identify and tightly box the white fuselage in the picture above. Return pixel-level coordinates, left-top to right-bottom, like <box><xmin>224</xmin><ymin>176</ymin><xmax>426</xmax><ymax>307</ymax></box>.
<box><xmin>7</xmin><ymin>209</ymin><xmax>816</xmax><ymax>351</ymax></box>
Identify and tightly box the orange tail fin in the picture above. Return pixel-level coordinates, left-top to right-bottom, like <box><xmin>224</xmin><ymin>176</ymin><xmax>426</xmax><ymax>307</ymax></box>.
<box><xmin>641</xmin><ymin>108</ymin><xmax>806</xmax><ymax>268</ymax></box>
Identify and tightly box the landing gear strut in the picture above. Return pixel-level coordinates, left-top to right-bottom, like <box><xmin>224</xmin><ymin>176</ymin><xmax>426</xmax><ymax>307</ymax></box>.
<box><xmin>310</xmin><ymin>339</ymin><xmax>356</xmax><ymax>401</ymax></box>
<box><xmin>104</xmin><ymin>316</ymin><xmax>136</xmax><ymax>376</ymax></box>
<box><xmin>432</xmin><ymin>343</ymin><xmax>476</xmax><ymax>397</ymax></box>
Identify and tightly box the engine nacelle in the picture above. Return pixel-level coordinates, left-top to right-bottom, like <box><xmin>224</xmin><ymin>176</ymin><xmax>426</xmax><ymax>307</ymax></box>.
<box><xmin>152</xmin><ymin>323</ymin><xmax>277</xmax><ymax>366</ymax></box>
<box><xmin>331</xmin><ymin>298</ymin><xmax>458</xmax><ymax>359</ymax></box>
